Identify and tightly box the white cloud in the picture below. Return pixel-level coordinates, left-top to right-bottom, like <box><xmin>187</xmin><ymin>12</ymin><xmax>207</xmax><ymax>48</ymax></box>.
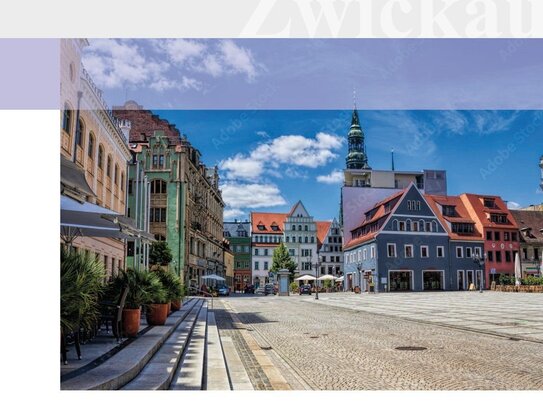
<box><xmin>219</xmin><ymin>154</ymin><xmax>264</xmax><ymax>180</ymax></box>
<box><xmin>224</xmin><ymin>208</ymin><xmax>246</xmax><ymax>220</ymax></box>
<box><xmin>219</xmin><ymin>132</ymin><xmax>343</xmax><ymax>181</ymax></box>
<box><xmin>507</xmin><ymin>201</ymin><xmax>521</xmax><ymax>209</ymax></box>
<box><xmin>221</xmin><ymin>182</ymin><xmax>287</xmax><ymax>210</ymax></box>
<box><xmin>317</xmin><ymin>170</ymin><xmax>344</xmax><ymax>184</ymax></box>
<box><xmin>433</xmin><ymin>111</ymin><xmax>469</xmax><ymax>134</ymax></box>
<box><xmin>471</xmin><ymin>111</ymin><xmax>520</xmax><ymax>134</ymax></box>
<box><xmin>83</xmin><ymin>39</ymin><xmax>264</xmax><ymax>93</ymax></box>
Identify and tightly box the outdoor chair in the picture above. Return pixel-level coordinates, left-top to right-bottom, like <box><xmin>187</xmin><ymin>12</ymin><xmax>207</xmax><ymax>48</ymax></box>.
<box><xmin>99</xmin><ymin>285</ymin><xmax>129</xmax><ymax>342</ymax></box>
<box><xmin>61</xmin><ymin>327</ymin><xmax>82</xmax><ymax>365</ymax></box>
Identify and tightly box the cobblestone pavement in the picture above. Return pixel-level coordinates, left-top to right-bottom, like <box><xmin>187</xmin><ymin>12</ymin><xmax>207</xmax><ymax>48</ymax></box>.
<box><xmin>221</xmin><ymin>293</ymin><xmax>543</xmax><ymax>390</ymax></box>
<box><xmin>309</xmin><ymin>291</ymin><xmax>543</xmax><ymax>343</ymax></box>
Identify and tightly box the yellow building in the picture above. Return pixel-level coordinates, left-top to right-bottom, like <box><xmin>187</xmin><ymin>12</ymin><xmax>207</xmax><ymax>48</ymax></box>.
<box><xmin>60</xmin><ymin>39</ymin><xmax>132</xmax><ymax>276</ymax></box>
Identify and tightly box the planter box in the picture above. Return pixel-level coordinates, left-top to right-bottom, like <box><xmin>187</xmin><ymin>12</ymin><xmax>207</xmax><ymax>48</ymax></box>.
<box><xmin>492</xmin><ymin>285</ymin><xmax>543</xmax><ymax>293</ymax></box>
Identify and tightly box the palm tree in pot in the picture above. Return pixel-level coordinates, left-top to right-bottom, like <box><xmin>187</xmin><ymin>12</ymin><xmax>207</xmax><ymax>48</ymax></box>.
<box><xmin>154</xmin><ymin>268</ymin><xmax>185</xmax><ymax>311</ymax></box>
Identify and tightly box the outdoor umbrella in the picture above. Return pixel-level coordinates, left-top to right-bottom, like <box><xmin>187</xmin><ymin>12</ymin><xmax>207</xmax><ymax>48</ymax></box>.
<box><xmin>201</xmin><ymin>274</ymin><xmax>226</xmax><ymax>281</ymax></box>
<box><xmin>317</xmin><ymin>274</ymin><xmax>337</xmax><ymax>281</ymax></box>
<box><xmin>514</xmin><ymin>252</ymin><xmax>522</xmax><ymax>286</ymax></box>
<box><xmin>294</xmin><ymin>274</ymin><xmax>316</xmax><ymax>281</ymax></box>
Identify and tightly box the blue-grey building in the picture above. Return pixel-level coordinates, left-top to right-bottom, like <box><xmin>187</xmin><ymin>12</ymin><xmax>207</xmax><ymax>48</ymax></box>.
<box><xmin>344</xmin><ymin>184</ymin><xmax>453</xmax><ymax>292</ymax></box>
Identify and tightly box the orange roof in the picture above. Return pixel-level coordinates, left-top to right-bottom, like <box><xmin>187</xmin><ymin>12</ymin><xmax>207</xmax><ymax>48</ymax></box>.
<box><xmin>351</xmin><ymin>189</ymin><xmax>405</xmax><ymax>232</ymax></box>
<box><xmin>459</xmin><ymin>193</ymin><xmax>518</xmax><ymax>230</ymax></box>
<box><xmin>316</xmin><ymin>221</ymin><xmax>332</xmax><ymax>247</ymax></box>
<box><xmin>425</xmin><ymin>194</ymin><xmax>483</xmax><ymax>241</ymax></box>
<box><xmin>343</xmin><ymin>232</ymin><xmax>378</xmax><ymax>250</ymax></box>
<box><xmin>250</xmin><ymin>212</ymin><xmax>288</xmax><ymax>234</ymax></box>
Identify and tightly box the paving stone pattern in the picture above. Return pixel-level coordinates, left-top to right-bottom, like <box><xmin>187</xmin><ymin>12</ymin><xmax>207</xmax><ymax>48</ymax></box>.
<box><xmin>222</xmin><ymin>293</ymin><xmax>543</xmax><ymax>390</ymax></box>
<box><xmin>213</xmin><ymin>301</ymin><xmax>274</xmax><ymax>390</ymax></box>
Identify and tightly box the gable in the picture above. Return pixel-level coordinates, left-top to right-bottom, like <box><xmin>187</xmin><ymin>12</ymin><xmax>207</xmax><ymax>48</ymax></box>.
<box><xmin>289</xmin><ymin>201</ymin><xmax>310</xmax><ymax>218</ymax></box>
<box><xmin>393</xmin><ymin>184</ymin><xmax>435</xmax><ymax>217</ymax></box>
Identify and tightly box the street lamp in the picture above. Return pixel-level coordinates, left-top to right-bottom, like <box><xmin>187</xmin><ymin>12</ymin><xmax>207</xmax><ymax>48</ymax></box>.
<box><xmin>356</xmin><ymin>262</ymin><xmax>363</xmax><ymax>293</ymax></box>
<box><xmin>308</xmin><ymin>254</ymin><xmax>321</xmax><ymax>300</ymax></box>
<box><xmin>472</xmin><ymin>252</ymin><xmax>486</xmax><ymax>293</ymax></box>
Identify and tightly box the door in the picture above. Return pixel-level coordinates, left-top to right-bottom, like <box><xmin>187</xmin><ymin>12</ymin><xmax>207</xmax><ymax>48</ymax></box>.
<box><xmin>466</xmin><ymin>270</ymin><xmax>474</xmax><ymax>289</ymax></box>
<box><xmin>457</xmin><ymin>270</ymin><xmax>465</xmax><ymax>291</ymax></box>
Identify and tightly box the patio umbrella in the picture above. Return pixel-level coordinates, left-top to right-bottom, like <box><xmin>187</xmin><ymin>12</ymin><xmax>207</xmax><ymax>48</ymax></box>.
<box><xmin>294</xmin><ymin>274</ymin><xmax>316</xmax><ymax>281</ymax></box>
<box><xmin>317</xmin><ymin>274</ymin><xmax>337</xmax><ymax>281</ymax></box>
<box><xmin>514</xmin><ymin>252</ymin><xmax>522</xmax><ymax>286</ymax></box>
<box><xmin>201</xmin><ymin>274</ymin><xmax>226</xmax><ymax>281</ymax></box>
<box><xmin>335</xmin><ymin>276</ymin><xmax>345</xmax><ymax>282</ymax></box>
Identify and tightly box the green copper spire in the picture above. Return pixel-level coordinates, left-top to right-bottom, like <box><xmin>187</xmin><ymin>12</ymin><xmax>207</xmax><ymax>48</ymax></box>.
<box><xmin>345</xmin><ymin>106</ymin><xmax>370</xmax><ymax>170</ymax></box>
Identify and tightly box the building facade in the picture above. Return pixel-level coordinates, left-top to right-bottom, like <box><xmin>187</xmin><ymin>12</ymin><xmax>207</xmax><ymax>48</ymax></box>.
<box><xmin>460</xmin><ymin>194</ymin><xmax>519</xmax><ymax>288</ymax></box>
<box><xmin>284</xmin><ymin>201</ymin><xmax>319</xmax><ymax>275</ymax></box>
<box><xmin>223</xmin><ymin>220</ymin><xmax>252</xmax><ymax>292</ymax></box>
<box><xmin>317</xmin><ymin>218</ymin><xmax>343</xmax><ymax>278</ymax></box>
<box><xmin>113</xmin><ymin>103</ymin><xmax>225</xmax><ymax>285</ymax></box>
<box><xmin>60</xmin><ymin>38</ymin><xmax>132</xmax><ymax>277</ymax></box>
<box><xmin>510</xmin><ymin>210</ymin><xmax>543</xmax><ymax>277</ymax></box>
<box><xmin>344</xmin><ymin>184</ymin><xmax>452</xmax><ymax>292</ymax></box>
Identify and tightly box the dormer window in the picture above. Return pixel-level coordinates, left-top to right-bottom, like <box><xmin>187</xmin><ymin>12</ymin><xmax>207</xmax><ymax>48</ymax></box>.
<box><xmin>271</xmin><ymin>225</ymin><xmax>279</xmax><ymax>231</ymax></box>
<box><xmin>490</xmin><ymin>213</ymin><xmax>508</xmax><ymax>224</ymax></box>
<box><xmin>257</xmin><ymin>224</ymin><xmax>265</xmax><ymax>231</ymax></box>
<box><xmin>483</xmin><ymin>198</ymin><xmax>496</xmax><ymax>208</ymax></box>
<box><xmin>442</xmin><ymin>205</ymin><xmax>456</xmax><ymax>217</ymax></box>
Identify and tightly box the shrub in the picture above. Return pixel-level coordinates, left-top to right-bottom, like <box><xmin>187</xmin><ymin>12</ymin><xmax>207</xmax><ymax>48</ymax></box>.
<box><xmin>521</xmin><ymin>275</ymin><xmax>543</xmax><ymax>286</ymax></box>
<box><xmin>290</xmin><ymin>282</ymin><xmax>299</xmax><ymax>292</ymax></box>
<box><xmin>61</xmin><ymin>248</ymin><xmax>106</xmax><ymax>334</ymax></box>
<box><xmin>153</xmin><ymin>268</ymin><xmax>184</xmax><ymax>301</ymax></box>
<box><xmin>110</xmin><ymin>268</ymin><xmax>167</xmax><ymax>308</ymax></box>
<box><xmin>499</xmin><ymin>274</ymin><xmax>514</xmax><ymax>285</ymax></box>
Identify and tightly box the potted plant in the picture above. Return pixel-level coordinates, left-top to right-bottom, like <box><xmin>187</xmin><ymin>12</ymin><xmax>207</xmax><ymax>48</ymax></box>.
<box><xmin>110</xmin><ymin>269</ymin><xmax>161</xmax><ymax>337</ymax></box>
<box><xmin>153</xmin><ymin>269</ymin><xmax>185</xmax><ymax>312</ymax></box>
<box><xmin>145</xmin><ymin>273</ymin><xmax>170</xmax><ymax>326</ymax></box>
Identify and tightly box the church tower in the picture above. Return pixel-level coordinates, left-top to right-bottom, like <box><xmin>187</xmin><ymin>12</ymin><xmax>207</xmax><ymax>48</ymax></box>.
<box><xmin>345</xmin><ymin>108</ymin><xmax>370</xmax><ymax>169</ymax></box>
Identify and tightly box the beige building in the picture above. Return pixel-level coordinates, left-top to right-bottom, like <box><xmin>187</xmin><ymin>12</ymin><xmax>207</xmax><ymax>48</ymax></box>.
<box><xmin>60</xmin><ymin>39</ymin><xmax>132</xmax><ymax>276</ymax></box>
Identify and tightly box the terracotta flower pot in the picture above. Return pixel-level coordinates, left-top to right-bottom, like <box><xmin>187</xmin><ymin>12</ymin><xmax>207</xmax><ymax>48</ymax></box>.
<box><xmin>171</xmin><ymin>299</ymin><xmax>182</xmax><ymax>311</ymax></box>
<box><xmin>122</xmin><ymin>308</ymin><xmax>141</xmax><ymax>338</ymax></box>
<box><xmin>146</xmin><ymin>303</ymin><xmax>169</xmax><ymax>326</ymax></box>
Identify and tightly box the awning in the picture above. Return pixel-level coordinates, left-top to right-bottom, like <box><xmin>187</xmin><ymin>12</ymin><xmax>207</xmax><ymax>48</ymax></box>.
<box><xmin>61</xmin><ymin>195</ymin><xmax>155</xmax><ymax>244</ymax></box>
<box><xmin>60</xmin><ymin>155</ymin><xmax>95</xmax><ymax>200</ymax></box>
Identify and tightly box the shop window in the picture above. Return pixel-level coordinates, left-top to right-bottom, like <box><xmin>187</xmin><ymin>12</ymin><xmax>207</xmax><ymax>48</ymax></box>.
<box><xmin>62</xmin><ymin>103</ymin><xmax>73</xmax><ymax>135</ymax></box>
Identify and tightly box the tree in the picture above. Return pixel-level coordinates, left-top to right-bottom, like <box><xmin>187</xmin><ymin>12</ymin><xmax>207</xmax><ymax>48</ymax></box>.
<box><xmin>271</xmin><ymin>242</ymin><xmax>297</xmax><ymax>279</ymax></box>
<box><xmin>149</xmin><ymin>241</ymin><xmax>173</xmax><ymax>266</ymax></box>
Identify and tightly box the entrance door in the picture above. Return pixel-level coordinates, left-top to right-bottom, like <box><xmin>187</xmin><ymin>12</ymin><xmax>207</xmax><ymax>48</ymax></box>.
<box><xmin>466</xmin><ymin>270</ymin><xmax>474</xmax><ymax>289</ymax></box>
<box><xmin>457</xmin><ymin>270</ymin><xmax>465</xmax><ymax>291</ymax></box>
<box><xmin>389</xmin><ymin>271</ymin><xmax>412</xmax><ymax>291</ymax></box>
<box><xmin>423</xmin><ymin>271</ymin><xmax>443</xmax><ymax>290</ymax></box>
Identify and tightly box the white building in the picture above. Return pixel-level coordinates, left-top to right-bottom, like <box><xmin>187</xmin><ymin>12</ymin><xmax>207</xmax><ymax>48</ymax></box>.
<box><xmin>250</xmin><ymin>212</ymin><xmax>286</xmax><ymax>287</ymax></box>
<box><xmin>284</xmin><ymin>201</ymin><xmax>319</xmax><ymax>275</ymax></box>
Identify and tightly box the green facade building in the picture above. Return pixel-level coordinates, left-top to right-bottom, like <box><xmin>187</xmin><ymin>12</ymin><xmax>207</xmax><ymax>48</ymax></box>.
<box><xmin>223</xmin><ymin>221</ymin><xmax>252</xmax><ymax>292</ymax></box>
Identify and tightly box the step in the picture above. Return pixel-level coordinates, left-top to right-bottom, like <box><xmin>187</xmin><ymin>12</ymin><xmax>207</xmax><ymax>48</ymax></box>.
<box><xmin>122</xmin><ymin>300</ymin><xmax>204</xmax><ymax>390</ymax></box>
<box><xmin>205</xmin><ymin>312</ymin><xmax>231</xmax><ymax>390</ymax></box>
<box><xmin>169</xmin><ymin>301</ymin><xmax>208</xmax><ymax>390</ymax></box>
<box><xmin>61</xmin><ymin>299</ymin><xmax>198</xmax><ymax>390</ymax></box>
<box><xmin>220</xmin><ymin>336</ymin><xmax>253</xmax><ymax>390</ymax></box>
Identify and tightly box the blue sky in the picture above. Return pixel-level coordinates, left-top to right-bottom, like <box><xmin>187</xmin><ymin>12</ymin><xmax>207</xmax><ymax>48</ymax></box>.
<box><xmin>155</xmin><ymin>109</ymin><xmax>543</xmax><ymax>221</ymax></box>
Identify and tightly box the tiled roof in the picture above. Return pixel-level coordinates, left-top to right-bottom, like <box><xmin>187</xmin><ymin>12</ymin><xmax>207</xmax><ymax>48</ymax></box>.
<box><xmin>510</xmin><ymin>210</ymin><xmax>543</xmax><ymax>244</ymax></box>
<box><xmin>425</xmin><ymin>194</ymin><xmax>483</xmax><ymax>241</ymax></box>
<box><xmin>250</xmin><ymin>212</ymin><xmax>288</xmax><ymax>234</ymax></box>
<box><xmin>343</xmin><ymin>232</ymin><xmax>378</xmax><ymax>250</ymax></box>
<box><xmin>460</xmin><ymin>193</ymin><xmax>518</xmax><ymax>230</ymax></box>
<box><xmin>351</xmin><ymin>188</ymin><xmax>406</xmax><ymax>232</ymax></box>
<box><xmin>223</xmin><ymin>221</ymin><xmax>250</xmax><ymax>237</ymax></box>
<box><xmin>316</xmin><ymin>221</ymin><xmax>332</xmax><ymax>248</ymax></box>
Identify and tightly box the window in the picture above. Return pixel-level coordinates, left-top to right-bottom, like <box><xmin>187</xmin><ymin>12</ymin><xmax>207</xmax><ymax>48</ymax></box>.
<box><xmin>494</xmin><ymin>231</ymin><xmax>500</xmax><ymax>241</ymax></box>
<box><xmin>258</xmin><ymin>225</ymin><xmax>265</xmax><ymax>231</ymax></box>
<box><xmin>106</xmin><ymin>155</ymin><xmax>112</xmax><ymax>178</ymax></box>
<box><xmin>491</xmin><ymin>214</ymin><xmax>508</xmax><ymax>224</ymax></box>
<box><xmin>496</xmin><ymin>251</ymin><xmax>502</xmax><ymax>262</ymax></box>
<box><xmin>474</xmin><ymin>247</ymin><xmax>481</xmax><ymax>257</ymax></box>
<box><xmin>264</xmin><ymin>249</ymin><xmax>268</xmax><ymax>256</ymax></box>
<box><xmin>311</xmin><ymin>236</ymin><xmax>315</xmax><ymax>243</ymax></box>
<box><xmin>152</xmin><ymin>155</ymin><xmax>158</xmax><ymax>167</ymax></box>
<box><xmin>127</xmin><ymin>241</ymin><xmax>135</xmax><ymax>256</ymax></box>
<box><xmin>292</xmin><ymin>225</ymin><xmax>295</xmax><ymax>230</ymax></box>
<box><xmin>304</xmin><ymin>225</ymin><xmax>308</xmax><ymax>231</ymax></box>
<box><xmin>363</xmin><ymin>249</ymin><xmax>367</xmax><ymax>260</ymax></box>
<box><xmin>487</xmin><ymin>251</ymin><xmax>493</xmax><ymax>262</ymax></box>
<box><xmin>62</xmin><ymin>104</ymin><xmax>73</xmax><ymax>135</ymax></box>
<box><xmin>370</xmin><ymin>246</ymin><xmax>375</xmax><ymax>258</ymax></box>
<box><xmin>150</xmin><ymin>179</ymin><xmax>167</xmax><ymax>194</ymax></box>
<box><xmin>456</xmin><ymin>247</ymin><xmax>463</xmax><ymax>258</ymax></box>
<box><xmin>505</xmin><ymin>251</ymin><xmax>512</xmax><ymax>262</ymax></box>
<box><xmin>412</xmin><ymin>221</ymin><xmax>419</xmax><ymax>232</ymax></box>
<box><xmin>286</xmin><ymin>236</ymin><xmax>290</xmax><ymax>243</ymax></box>
<box><xmin>298</xmin><ymin>225</ymin><xmax>302</xmax><ymax>231</ymax></box>
<box><xmin>535</xmin><ymin>248</ymin><xmax>540</xmax><ymax>260</ymax></box>
<box><xmin>452</xmin><ymin>223</ymin><xmax>474</xmax><ymax>234</ymax></box>
<box><xmin>159</xmin><ymin>155</ymin><xmax>164</xmax><ymax>167</ymax></box>
<box><xmin>387</xmin><ymin>244</ymin><xmax>396</xmax><ymax>257</ymax></box>
<box><xmin>98</xmin><ymin>145</ymin><xmax>104</xmax><ymax>169</ymax></box>
<box><xmin>289</xmin><ymin>249</ymin><xmax>295</xmax><ymax>256</ymax></box>
<box><xmin>114</xmin><ymin>164</ymin><xmax>119</xmax><ymax>185</ymax></box>
<box><xmin>425</xmin><ymin>222</ymin><xmax>431</xmax><ymax>232</ymax></box>
<box><xmin>466</xmin><ymin>247</ymin><xmax>472</xmax><ymax>258</ymax></box>
<box><xmin>486</xmin><ymin>231</ymin><xmax>492</xmax><ymax>240</ymax></box>
<box><xmin>87</xmin><ymin>132</ymin><xmax>95</xmax><ymax>158</ymax></box>
<box><xmin>305</xmin><ymin>236</ymin><xmax>308</xmax><ymax>243</ymax></box>
<box><xmin>405</xmin><ymin>245</ymin><xmax>413</xmax><ymax>258</ymax></box>
<box><xmin>254</xmin><ymin>248</ymin><xmax>259</xmax><ymax>256</ymax></box>
<box><xmin>437</xmin><ymin>246</ymin><xmax>444</xmax><ymax>258</ymax></box>
<box><xmin>264</xmin><ymin>262</ymin><xmax>268</xmax><ymax>270</ymax></box>
<box><xmin>420</xmin><ymin>246</ymin><xmax>429</xmax><ymax>258</ymax></box>
<box><xmin>504</xmin><ymin>232</ymin><xmax>510</xmax><ymax>241</ymax></box>
<box><xmin>442</xmin><ymin>205</ymin><xmax>456</xmax><ymax>217</ymax></box>
<box><xmin>75</xmin><ymin>118</ymin><xmax>85</xmax><ymax>147</ymax></box>
<box><xmin>399</xmin><ymin>221</ymin><xmax>406</xmax><ymax>231</ymax></box>
<box><xmin>120</xmin><ymin>172</ymin><xmax>124</xmax><ymax>191</ymax></box>
<box><xmin>299</xmin><ymin>236</ymin><xmax>303</xmax><ymax>243</ymax></box>
<box><xmin>511</xmin><ymin>232</ymin><xmax>517</xmax><ymax>242</ymax></box>
<box><xmin>483</xmin><ymin>198</ymin><xmax>496</xmax><ymax>208</ymax></box>
<box><xmin>254</xmin><ymin>262</ymin><xmax>259</xmax><ymax>270</ymax></box>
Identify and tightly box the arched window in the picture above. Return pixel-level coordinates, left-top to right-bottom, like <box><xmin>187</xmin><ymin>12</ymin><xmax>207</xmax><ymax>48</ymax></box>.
<box><xmin>62</xmin><ymin>103</ymin><xmax>73</xmax><ymax>135</ymax></box>
<box><xmin>392</xmin><ymin>219</ymin><xmax>398</xmax><ymax>231</ymax></box>
<box><xmin>97</xmin><ymin>145</ymin><xmax>104</xmax><ymax>169</ymax></box>
<box><xmin>75</xmin><ymin>118</ymin><xmax>85</xmax><ymax>147</ymax></box>
<box><xmin>432</xmin><ymin>220</ymin><xmax>438</xmax><ymax>232</ymax></box>
<box><xmin>419</xmin><ymin>220</ymin><xmax>425</xmax><ymax>231</ymax></box>
<box><xmin>299</xmin><ymin>236</ymin><xmax>302</xmax><ymax>243</ymax></box>
<box><xmin>87</xmin><ymin>132</ymin><xmax>95</xmax><ymax>158</ymax></box>
<box><xmin>311</xmin><ymin>236</ymin><xmax>315</xmax><ymax>243</ymax></box>
<box><xmin>120</xmin><ymin>172</ymin><xmax>125</xmax><ymax>191</ymax></box>
<box><xmin>298</xmin><ymin>225</ymin><xmax>302</xmax><ymax>231</ymax></box>
<box><xmin>286</xmin><ymin>236</ymin><xmax>290</xmax><ymax>243</ymax></box>
<box><xmin>305</xmin><ymin>236</ymin><xmax>308</xmax><ymax>243</ymax></box>
<box><xmin>291</xmin><ymin>225</ymin><xmax>295</xmax><ymax>230</ymax></box>
<box><xmin>406</xmin><ymin>219</ymin><xmax>411</xmax><ymax>232</ymax></box>
<box><xmin>304</xmin><ymin>225</ymin><xmax>308</xmax><ymax>231</ymax></box>
<box><xmin>106</xmin><ymin>155</ymin><xmax>112</xmax><ymax>177</ymax></box>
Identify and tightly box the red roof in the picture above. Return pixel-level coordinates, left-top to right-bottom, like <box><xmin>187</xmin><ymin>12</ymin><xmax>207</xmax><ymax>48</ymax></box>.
<box><xmin>316</xmin><ymin>221</ymin><xmax>332</xmax><ymax>248</ymax></box>
<box><xmin>425</xmin><ymin>194</ymin><xmax>483</xmax><ymax>241</ymax></box>
<box><xmin>459</xmin><ymin>193</ymin><xmax>518</xmax><ymax>230</ymax></box>
<box><xmin>250</xmin><ymin>212</ymin><xmax>288</xmax><ymax>234</ymax></box>
<box><xmin>343</xmin><ymin>232</ymin><xmax>378</xmax><ymax>250</ymax></box>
